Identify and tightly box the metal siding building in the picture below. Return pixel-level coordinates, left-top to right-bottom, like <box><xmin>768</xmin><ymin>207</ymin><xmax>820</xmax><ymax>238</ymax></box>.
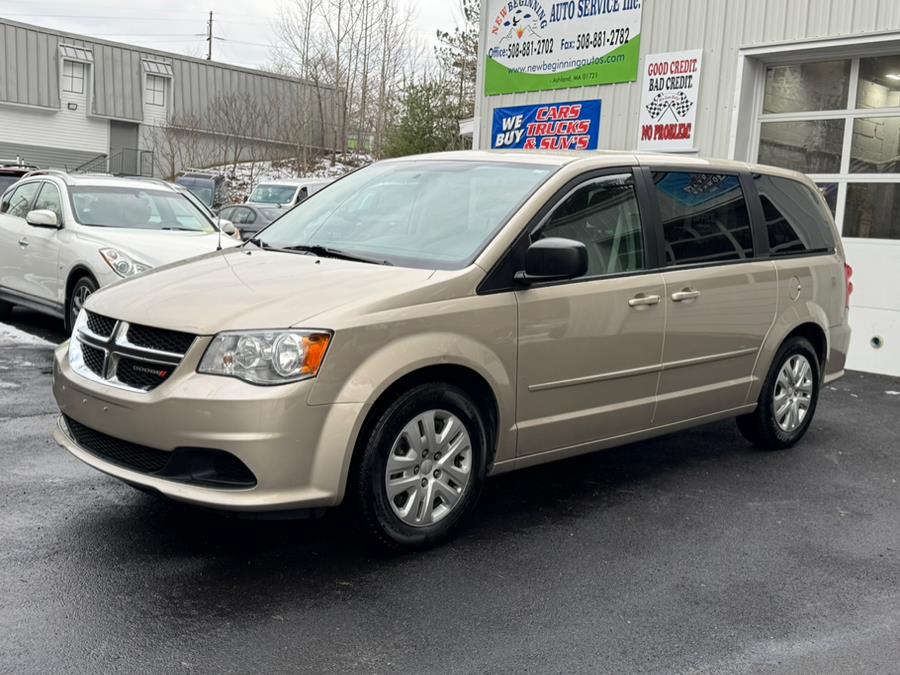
<box><xmin>0</xmin><ymin>18</ymin><xmax>341</xmax><ymax>174</ymax></box>
<box><xmin>474</xmin><ymin>0</ymin><xmax>900</xmax><ymax>377</ymax></box>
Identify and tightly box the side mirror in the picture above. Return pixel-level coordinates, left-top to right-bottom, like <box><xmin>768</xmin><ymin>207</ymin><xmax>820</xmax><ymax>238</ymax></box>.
<box><xmin>515</xmin><ymin>237</ymin><xmax>588</xmax><ymax>285</ymax></box>
<box><xmin>217</xmin><ymin>218</ymin><xmax>236</xmax><ymax>236</ymax></box>
<box><xmin>26</xmin><ymin>209</ymin><xmax>60</xmax><ymax>228</ymax></box>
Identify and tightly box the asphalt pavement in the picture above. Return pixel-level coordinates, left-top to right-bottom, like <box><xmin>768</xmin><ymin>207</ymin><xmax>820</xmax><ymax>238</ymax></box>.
<box><xmin>2</xmin><ymin>306</ymin><xmax>900</xmax><ymax>674</ymax></box>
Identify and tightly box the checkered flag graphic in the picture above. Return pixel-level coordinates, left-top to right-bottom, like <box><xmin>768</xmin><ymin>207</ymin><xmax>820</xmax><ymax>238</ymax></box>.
<box><xmin>645</xmin><ymin>91</ymin><xmax>693</xmax><ymax>120</ymax></box>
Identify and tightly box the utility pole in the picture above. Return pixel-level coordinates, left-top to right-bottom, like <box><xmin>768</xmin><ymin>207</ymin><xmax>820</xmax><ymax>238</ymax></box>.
<box><xmin>206</xmin><ymin>11</ymin><xmax>213</xmax><ymax>60</ymax></box>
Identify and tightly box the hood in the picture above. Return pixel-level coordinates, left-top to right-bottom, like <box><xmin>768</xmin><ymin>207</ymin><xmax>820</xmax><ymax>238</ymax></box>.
<box><xmin>85</xmin><ymin>248</ymin><xmax>436</xmax><ymax>335</ymax></box>
<box><xmin>77</xmin><ymin>228</ymin><xmax>240</xmax><ymax>267</ymax></box>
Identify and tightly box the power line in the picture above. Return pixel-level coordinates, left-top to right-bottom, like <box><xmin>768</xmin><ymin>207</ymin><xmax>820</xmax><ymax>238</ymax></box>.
<box><xmin>0</xmin><ymin>12</ymin><xmax>271</xmax><ymax>25</ymax></box>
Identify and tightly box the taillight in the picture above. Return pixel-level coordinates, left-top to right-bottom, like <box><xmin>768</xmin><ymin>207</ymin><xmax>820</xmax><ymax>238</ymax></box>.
<box><xmin>844</xmin><ymin>263</ymin><xmax>853</xmax><ymax>308</ymax></box>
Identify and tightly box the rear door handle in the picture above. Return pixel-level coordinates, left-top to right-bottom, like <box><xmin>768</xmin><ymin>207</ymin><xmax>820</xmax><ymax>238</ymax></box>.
<box><xmin>671</xmin><ymin>289</ymin><xmax>701</xmax><ymax>302</ymax></box>
<box><xmin>17</xmin><ymin>238</ymin><xmax>29</xmax><ymax>247</ymax></box>
<box><xmin>628</xmin><ymin>293</ymin><xmax>661</xmax><ymax>307</ymax></box>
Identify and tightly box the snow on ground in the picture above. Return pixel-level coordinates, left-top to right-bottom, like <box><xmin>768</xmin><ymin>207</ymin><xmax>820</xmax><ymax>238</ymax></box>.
<box><xmin>0</xmin><ymin>323</ymin><xmax>53</xmax><ymax>348</ymax></box>
<box><xmin>210</xmin><ymin>153</ymin><xmax>374</xmax><ymax>204</ymax></box>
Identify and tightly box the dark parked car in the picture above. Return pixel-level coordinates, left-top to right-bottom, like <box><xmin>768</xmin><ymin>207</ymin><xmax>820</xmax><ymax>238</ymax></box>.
<box><xmin>217</xmin><ymin>203</ymin><xmax>285</xmax><ymax>238</ymax></box>
<box><xmin>0</xmin><ymin>159</ymin><xmax>39</xmax><ymax>193</ymax></box>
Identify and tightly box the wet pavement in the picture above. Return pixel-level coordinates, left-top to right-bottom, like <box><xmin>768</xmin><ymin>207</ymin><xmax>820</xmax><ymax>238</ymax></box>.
<box><xmin>2</xmin><ymin>307</ymin><xmax>900</xmax><ymax>674</ymax></box>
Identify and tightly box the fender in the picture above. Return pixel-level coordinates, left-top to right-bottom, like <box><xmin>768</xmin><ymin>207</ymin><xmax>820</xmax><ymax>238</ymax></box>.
<box><xmin>747</xmin><ymin>299</ymin><xmax>831</xmax><ymax>404</ymax></box>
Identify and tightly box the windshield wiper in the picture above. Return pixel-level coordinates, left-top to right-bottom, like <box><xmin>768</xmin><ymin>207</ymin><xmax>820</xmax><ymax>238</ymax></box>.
<box><xmin>282</xmin><ymin>244</ymin><xmax>392</xmax><ymax>266</ymax></box>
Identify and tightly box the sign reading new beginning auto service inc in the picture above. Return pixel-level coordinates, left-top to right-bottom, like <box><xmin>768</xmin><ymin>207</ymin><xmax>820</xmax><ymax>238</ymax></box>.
<box><xmin>491</xmin><ymin>100</ymin><xmax>601</xmax><ymax>150</ymax></box>
<box><xmin>638</xmin><ymin>49</ymin><xmax>703</xmax><ymax>152</ymax></box>
<box><xmin>485</xmin><ymin>0</ymin><xmax>643</xmax><ymax>95</ymax></box>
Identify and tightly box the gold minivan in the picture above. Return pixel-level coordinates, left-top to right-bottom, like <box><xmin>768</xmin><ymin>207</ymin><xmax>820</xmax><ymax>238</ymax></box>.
<box><xmin>52</xmin><ymin>152</ymin><xmax>851</xmax><ymax>550</ymax></box>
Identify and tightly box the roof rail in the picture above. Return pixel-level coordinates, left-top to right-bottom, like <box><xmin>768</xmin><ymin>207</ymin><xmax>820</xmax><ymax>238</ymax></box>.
<box><xmin>21</xmin><ymin>169</ymin><xmax>70</xmax><ymax>181</ymax></box>
<box><xmin>120</xmin><ymin>175</ymin><xmax>176</xmax><ymax>190</ymax></box>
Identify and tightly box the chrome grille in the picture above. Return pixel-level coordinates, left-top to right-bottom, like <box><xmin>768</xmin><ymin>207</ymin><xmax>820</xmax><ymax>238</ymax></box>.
<box><xmin>81</xmin><ymin>343</ymin><xmax>106</xmax><ymax>377</ymax></box>
<box><xmin>71</xmin><ymin>313</ymin><xmax>196</xmax><ymax>392</ymax></box>
<box><xmin>126</xmin><ymin>324</ymin><xmax>195</xmax><ymax>355</ymax></box>
<box><xmin>86</xmin><ymin>311</ymin><xmax>116</xmax><ymax>337</ymax></box>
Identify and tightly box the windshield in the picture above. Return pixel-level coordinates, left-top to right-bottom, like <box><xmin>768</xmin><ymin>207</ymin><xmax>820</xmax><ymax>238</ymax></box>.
<box><xmin>256</xmin><ymin>161</ymin><xmax>554</xmax><ymax>269</ymax></box>
<box><xmin>69</xmin><ymin>187</ymin><xmax>216</xmax><ymax>232</ymax></box>
<box><xmin>249</xmin><ymin>184</ymin><xmax>298</xmax><ymax>204</ymax></box>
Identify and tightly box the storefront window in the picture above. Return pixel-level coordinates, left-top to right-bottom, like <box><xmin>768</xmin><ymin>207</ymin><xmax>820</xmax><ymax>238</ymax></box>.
<box><xmin>850</xmin><ymin>117</ymin><xmax>900</xmax><ymax>173</ymax></box>
<box><xmin>763</xmin><ymin>60</ymin><xmax>850</xmax><ymax>113</ymax></box>
<box><xmin>856</xmin><ymin>55</ymin><xmax>900</xmax><ymax>109</ymax></box>
<box><xmin>758</xmin><ymin>120</ymin><xmax>844</xmax><ymax>173</ymax></box>
<box><xmin>757</xmin><ymin>53</ymin><xmax>900</xmax><ymax>239</ymax></box>
<box><xmin>844</xmin><ymin>184</ymin><xmax>900</xmax><ymax>240</ymax></box>
<box><xmin>817</xmin><ymin>183</ymin><xmax>838</xmax><ymax>215</ymax></box>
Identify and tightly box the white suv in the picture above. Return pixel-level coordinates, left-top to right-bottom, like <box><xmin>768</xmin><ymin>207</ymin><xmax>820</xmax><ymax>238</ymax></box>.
<box><xmin>246</xmin><ymin>178</ymin><xmax>334</xmax><ymax>207</ymax></box>
<box><xmin>0</xmin><ymin>171</ymin><xmax>239</xmax><ymax>328</ymax></box>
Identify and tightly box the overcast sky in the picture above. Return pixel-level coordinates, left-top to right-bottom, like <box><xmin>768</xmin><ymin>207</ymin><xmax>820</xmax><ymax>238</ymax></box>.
<box><xmin>0</xmin><ymin>0</ymin><xmax>458</xmax><ymax>69</ymax></box>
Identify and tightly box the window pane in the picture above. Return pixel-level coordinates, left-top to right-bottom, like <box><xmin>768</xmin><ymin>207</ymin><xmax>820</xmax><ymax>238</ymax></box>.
<box><xmin>763</xmin><ymin>61</ymin><xmax>850</xmax><ymax>113</ymax></box>
<box><xmin>850</xmin><ymin>117</ymin><xmax>900</xmax><ymax>173</ymax></box>
<box><xmin>844</xmin><ymin>183</ymin><xmax>900</xmax><ymax>240</ymax></box>
<box><xmin>653</xmin><ymin>172</ymin><xmax>753</xmax><ymax>265</ymax></box>
<box><xmin>856</xmin><ymin>55</ymin><xmax>900</xmax><ymax>109</ymax></box>
<box><xmin>535</xmin><ymin>174</ymin><xmax>645</xmax><ymax>276</ymax></box>
<box><xmin>754</xmin><ymin>174</ymin><xmax>836</xmax><ymax>255</ymax></box>
<box><xmin>758</xmin><ymin>120</ymin><xmax>844</xmax><ymax>174</ymax></box>
<box><xmin>7</xmin><ymin>182</ymin><xmax>40</xmax><ymax>218</ymax></box>
<box><xmin>817</xmin><ymin>183</ymin><xmax>838</xmax><ymax>215</ymax></box>
<box><xmin>34</xmin><ymin>183</ymin><xmax>63</xmax><ymax>223</ymax></box>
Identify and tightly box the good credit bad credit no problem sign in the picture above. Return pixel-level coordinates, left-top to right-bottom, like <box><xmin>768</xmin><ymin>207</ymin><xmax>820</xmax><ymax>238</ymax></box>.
<box><xmin>638</xmin><ymin>49</ymin><xmax>703</xmax><ymax>151</ymax></box>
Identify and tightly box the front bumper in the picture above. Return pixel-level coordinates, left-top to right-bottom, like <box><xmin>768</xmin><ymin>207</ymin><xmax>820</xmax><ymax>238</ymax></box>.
<box><xmin>52</xmin><ymin>341</ymin><xmax>363</xmax><ymax>511</ymax></box>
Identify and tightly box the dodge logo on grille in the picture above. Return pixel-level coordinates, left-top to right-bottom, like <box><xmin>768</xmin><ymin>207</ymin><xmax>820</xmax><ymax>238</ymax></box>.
<box><xmin>130</xmin><ymin>364</ymin><xmax>169</xmax><ymax>378</ymax></box>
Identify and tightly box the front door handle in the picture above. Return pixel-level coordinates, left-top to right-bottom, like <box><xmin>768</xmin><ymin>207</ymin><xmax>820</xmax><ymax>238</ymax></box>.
<box><xmin>671</xmin><ymin>288</ymin><xmax>701</xmax><ymax>302</ymax></box>
<box><xmin>17</xmin><ymin>238</ymin><xmax>29</xmax><ymax>247</ymax></box>
<box><xmin>628</xmin><ymin>293</ymin><xmax>661</xmax><ymax>307</ymax></box>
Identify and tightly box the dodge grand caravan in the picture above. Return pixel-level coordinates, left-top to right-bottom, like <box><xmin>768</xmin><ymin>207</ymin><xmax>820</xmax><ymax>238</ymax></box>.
<box><xmin>52</xmin><ymin>152</ymin><xmax>851</xmax><ymax>550</ymax></box>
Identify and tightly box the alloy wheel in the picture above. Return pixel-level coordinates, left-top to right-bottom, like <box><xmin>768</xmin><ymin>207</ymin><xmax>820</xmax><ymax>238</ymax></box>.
<box><xmin>773</xmin><ymin>354</ymin><xmax>813</xmax><ymax>432</ymax></box>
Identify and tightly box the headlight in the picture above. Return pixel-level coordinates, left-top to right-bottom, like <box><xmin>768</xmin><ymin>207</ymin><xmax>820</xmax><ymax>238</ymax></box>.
<box><xmin>198</xmin><ymin>330</ymin><xmax>332</xmax><ymax>385</ymax></box>
<box><xmin>99</xmin><ymin>248</ymin><xmax>152</xmax><ymax>278</ymax></box>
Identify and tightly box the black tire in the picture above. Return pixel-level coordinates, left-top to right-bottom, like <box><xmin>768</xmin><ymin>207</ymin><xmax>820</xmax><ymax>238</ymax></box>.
<box><xmin>351</xmin><ymin>383</ymin><xmax>488</xmax><ymax>553</ymax></box>
<box><xmin>66</xmin><ymin>275</ymin><xmax>98</xmax><ymax>331</ymax></box>
<box><xmin>0</xmin><ymin>299</ymin><xmax>12</xmax><ymax>321</ymax></box>
<box><xmin>737</xmin><ymin>336</ymin><xmax>821</xmax><ymax>450</ymax></box>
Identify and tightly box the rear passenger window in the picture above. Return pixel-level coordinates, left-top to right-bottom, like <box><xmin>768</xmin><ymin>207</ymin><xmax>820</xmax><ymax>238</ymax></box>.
<box><xmin>753</xmin><ymin>174</ymin><xmax>836</xmax><ymax>255</ymax></box>
<box><xmin>653</xmin><ymin>172</ymin><xmax>753</xmax><ymax>266</ymax></box>
<box><xmin>534</xmin><ymin>173</ymin><xmax>645</xmax><ymax>277</ymax></box>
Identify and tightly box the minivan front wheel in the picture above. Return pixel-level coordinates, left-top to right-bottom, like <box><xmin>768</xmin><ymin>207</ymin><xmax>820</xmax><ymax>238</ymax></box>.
<box><xmin>737</xmin><ymin>336</ymin><xmax>820</xmax><ymax>450</ymax></box>
<box><xmin>352</xmin><ymin>383</ymin><xmax>487</xmax><ymax>552</ymax></box>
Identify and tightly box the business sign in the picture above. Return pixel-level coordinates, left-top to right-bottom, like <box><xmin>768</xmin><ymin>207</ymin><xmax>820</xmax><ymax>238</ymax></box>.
<box><xmin>491</xmin><ymin>100</ymin><xmax>601</xmax><ymax>151</ymax></box>
<box><xmin>484</xmin><ymin>0</ymin><xmax>643</xmax><ymax>96</ymax></box>
<box><xmin>638</xmin><ymin>49</ymin><xmax>703</xmax><ymax>152</ymax></box>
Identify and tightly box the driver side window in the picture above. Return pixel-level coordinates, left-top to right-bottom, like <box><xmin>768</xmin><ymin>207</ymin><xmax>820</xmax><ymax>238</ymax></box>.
<box><xmin>534</xmin><ymin>173</ymin><xmax>646</xmax><ymax>277</ymax></box>
<box><xmin>33</xmin><ymin>183</ymin><xmax>63</xmax><ymax>224</ymax></box>
<box><xmin>6</xmin><ymin>182</ymin><xmax>41</xmax><ymax>219</ymax></box>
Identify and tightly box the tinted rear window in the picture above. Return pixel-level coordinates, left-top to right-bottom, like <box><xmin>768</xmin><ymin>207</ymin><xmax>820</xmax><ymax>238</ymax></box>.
<box><xmin>652</xmin><ymin>172</ymin><xmax>754</xmax><ymax>266</ymax></box>
<box><xmin>753</xmin><ymin>174</ymin><xmax>836</xmax><ymax>255</ymax></box>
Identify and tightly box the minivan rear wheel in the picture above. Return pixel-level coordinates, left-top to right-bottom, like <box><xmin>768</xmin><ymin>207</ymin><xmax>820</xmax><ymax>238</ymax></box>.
<box><xmin>352</xmin><ymin>383</ymin><xmax>487</xmax><ymax>552</ymax></box>
<box><xmin>737</xmin><ymin>336</ymin><xmax>820</xmax><ymax>450</ymax></box>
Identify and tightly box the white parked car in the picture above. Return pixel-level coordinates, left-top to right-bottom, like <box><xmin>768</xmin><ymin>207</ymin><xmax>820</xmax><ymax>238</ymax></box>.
<box><xmin>246</xmin><ymin>178</ymin><xmax>334</xmax><ymax>207</ymax></box>
<box><xmin>0</xmin><ymin>171</ymin><xmax>240</xmax><ymax>328</ymax></box>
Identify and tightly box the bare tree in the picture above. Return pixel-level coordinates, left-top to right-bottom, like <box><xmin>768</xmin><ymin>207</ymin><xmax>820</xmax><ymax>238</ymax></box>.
<box><xmin>273</xmin><ymin>0</ymin><xmax>418</xmax><ymax>159</ymax></box>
